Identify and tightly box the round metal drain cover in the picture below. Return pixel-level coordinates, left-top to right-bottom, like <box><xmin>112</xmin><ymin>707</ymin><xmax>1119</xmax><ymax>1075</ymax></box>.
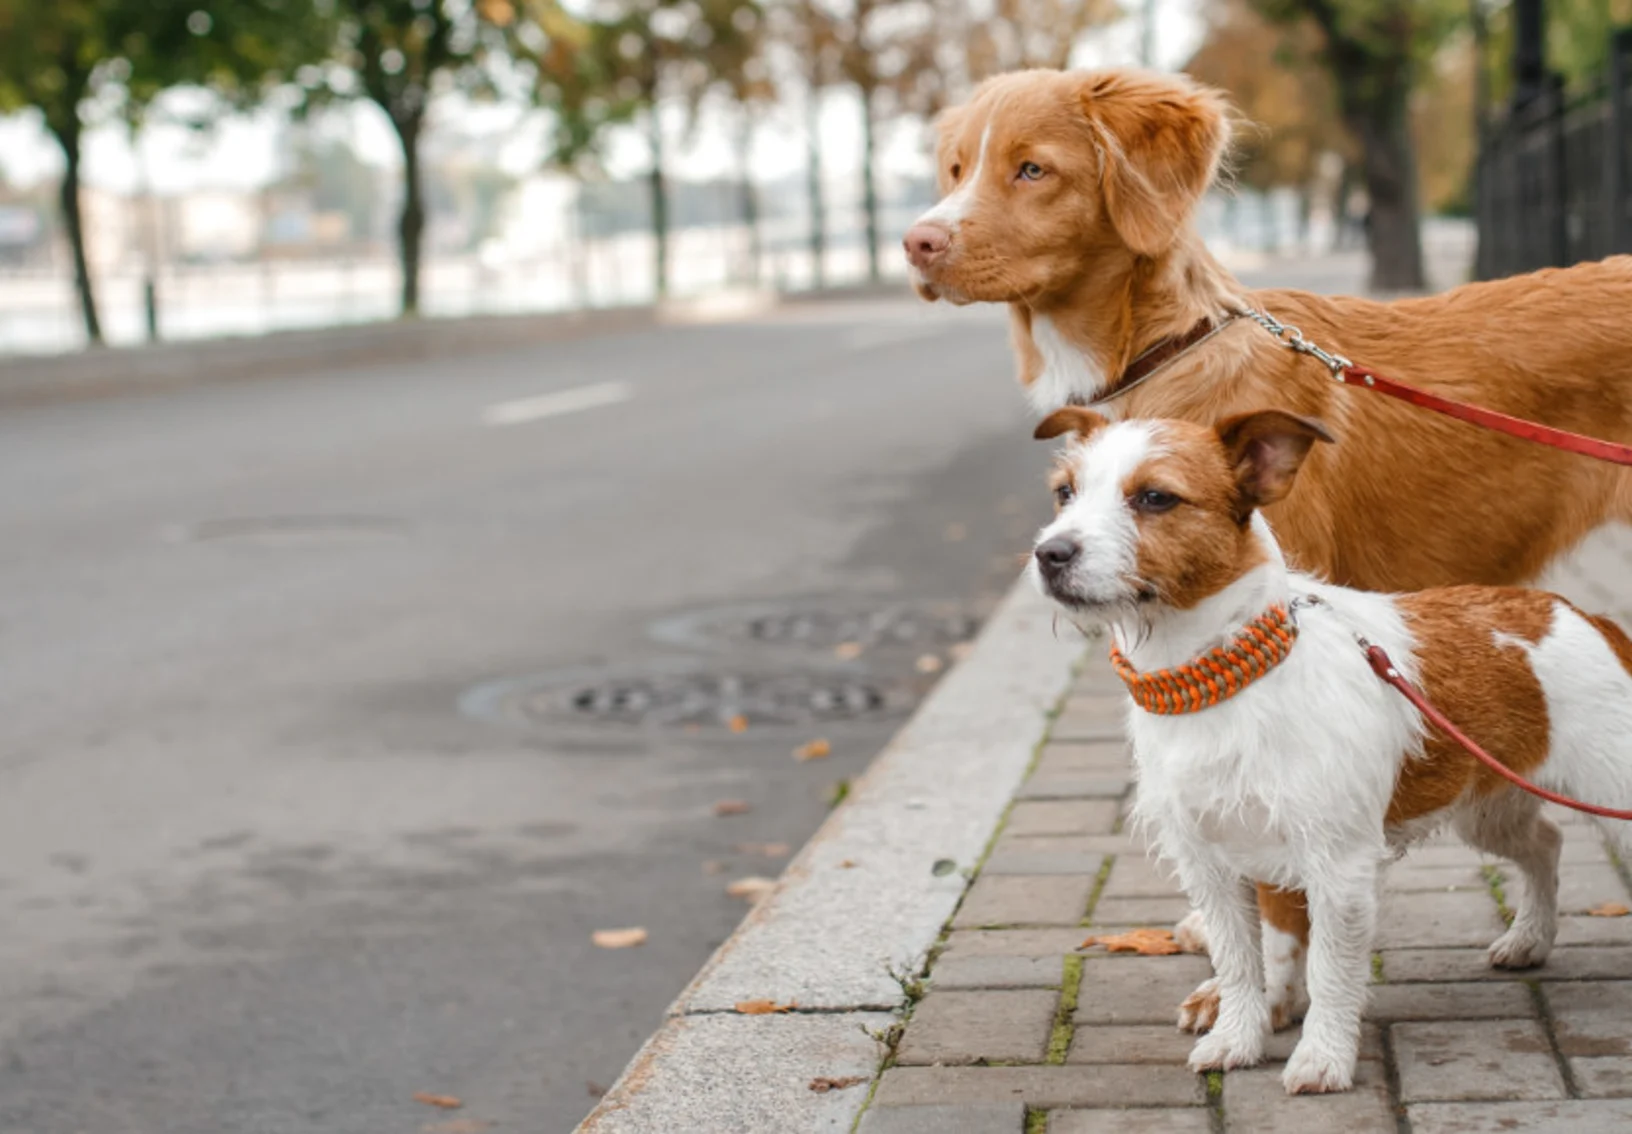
<box><xmin>461</xmin><ymin>659</ymin><xmax>916</xmax><ymax>737</ymax></box>
<box><xmin>649</xmin><ymin>598</ymin><xmax>979</xmax><ymax>654</ymax></box>
<box><xmin>182</xmin><ymin>515</ymin><xmax>408</xmax><ymax>547</ymax></box>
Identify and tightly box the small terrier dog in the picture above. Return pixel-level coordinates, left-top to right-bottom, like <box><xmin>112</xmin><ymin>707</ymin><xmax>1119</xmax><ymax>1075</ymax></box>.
<box><xmin>1030</xmin><ymin>405</ymin><xmax>1632</xmax><ymax>1095</ymax></box>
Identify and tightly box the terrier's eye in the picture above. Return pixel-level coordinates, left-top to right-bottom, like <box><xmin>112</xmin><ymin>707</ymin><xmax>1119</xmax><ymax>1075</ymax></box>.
<box><xmin>1017</xmin><ymin>161</ymin><xmax>1045</xmax><ymax>181</ymax></box>
<box><xmin>1053</xmin><ymin>483</ymin><xmax>1075</xmax><ymax>507</ymax></box>
<box><xmin>949</xmin><ymin>162</ymin><xmax>962</xmax><ymax>182</ymax></box>
<box><xmin>1131</xmin><ymin>489</ymin><xmax>1180</xmax><ymax>514</ymax></box>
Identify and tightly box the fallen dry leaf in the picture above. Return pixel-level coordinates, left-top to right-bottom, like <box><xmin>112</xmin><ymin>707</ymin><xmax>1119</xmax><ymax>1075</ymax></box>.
<box><xmin>833</xmin><ymin>641</ymin><xmax>864</xmax><ymax>661</ymax></box>
<box><xmin>1079</xmin><ymin>928</ymin><xmax>1182</xmax><ymax>956</ymax></box>
<box><xmin>726</xmin><ymin>876</ymin><xmax>777</xmax><ymax>902</ymax></box>
<box><xmin>422</xmin><ymin>1121</ymin><xmax>491</xmax><ymax>1134</ymax></box>
<box><xmin>412</xmin><ymin>1093</ymin><xmax>463</xmax><ymax>1110</ymax></box>
<box><xmin>591</xmin><ymin>927</ymin><xmax>648</xmax><ymax>949</ymax></box>
<box><xmin>794</xmin><ymin>738</ymin><xmax>831</xmax><ymax>761</ymax></box>
<box><xmin>915</xmin><ymin>653</ymin><xmax>943</xmax><ymax>674</ymax></box>
<box><xmin>713</xmin><ymin>799</ymin><xmax>751</xmax><ymax>816</ymax></box>
<box><xmin>727</xmin><ymin>714</ymin><xmax>749</xmax><ymax>733</ymax></box>
<box><xmin>1588</xmin><ymin>902</ymin><xmax>1631</xmax><ymax>917</ymax></box>
<box><xmin>808</xmin><ymin>1076</ymin><xmax>868</xmax><ymax>1093</ymax></box>
<box><xmin>735</xmin><ymin>999</ymin><xmax>797</xmax><ymax>1014</ymax></box>
<box><xmin>735</xmin><ymin>842</ymin><xmax>791</xmax><ymax>858</ymax></box>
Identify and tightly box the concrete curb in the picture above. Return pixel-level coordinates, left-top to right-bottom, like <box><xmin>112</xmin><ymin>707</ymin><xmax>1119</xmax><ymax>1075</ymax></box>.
<box><xmin>577</xmin><ymin>575</ymin><xmax>1083</xmax><ymax>1133</ymax></box>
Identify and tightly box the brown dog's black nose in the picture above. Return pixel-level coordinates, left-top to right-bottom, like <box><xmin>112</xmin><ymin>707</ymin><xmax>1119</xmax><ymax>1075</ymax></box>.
<box><xmin>1034</xmin><ymin>536</ymin><xmax>1080</xmax><ymax>575</ymax></box>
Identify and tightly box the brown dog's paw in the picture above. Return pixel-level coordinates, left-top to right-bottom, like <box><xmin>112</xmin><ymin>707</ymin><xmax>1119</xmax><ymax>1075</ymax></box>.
<box><xmin>1177</xmin><ymin>978</ymin><xmax>1220</xmax><ymax>1033</ymax></box>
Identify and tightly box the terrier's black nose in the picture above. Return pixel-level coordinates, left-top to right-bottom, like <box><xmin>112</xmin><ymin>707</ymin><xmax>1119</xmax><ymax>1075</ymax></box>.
<box><xmin>1034</xmin><ymin>536</ymin><xmax>1080</xmax><ymax>574</ymax></box>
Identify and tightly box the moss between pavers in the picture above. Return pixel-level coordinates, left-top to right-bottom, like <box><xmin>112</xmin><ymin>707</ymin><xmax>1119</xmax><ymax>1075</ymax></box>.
<box><xmin>1481</xmin><ymin>863</ymin><xmax>1515</xmax><ymax>926</ymax></box>
<box><xmin>1024</xmin><ymin>1107</ymin><xmax>1049</xmax><ymax>1134</ymax></box>
<box><xmin>1078</xmin><ymin>855</ymin><xmax>1116</xmax><ymax>927</ymax></box>
<box><xmin>1045</xmin><ymin>955</ymin><xmax>1085</xmax><ymax>1064</ymax></box>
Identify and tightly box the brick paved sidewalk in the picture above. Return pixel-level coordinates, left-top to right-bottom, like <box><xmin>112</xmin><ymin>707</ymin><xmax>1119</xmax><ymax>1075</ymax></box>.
<box><xmin>854</xmin><ymin>530</ymin><xmax>1632</xmax><ymax>1134</ymax></box>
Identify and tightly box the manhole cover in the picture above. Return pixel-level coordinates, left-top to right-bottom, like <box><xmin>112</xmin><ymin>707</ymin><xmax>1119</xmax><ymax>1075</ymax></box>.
<box><xmin>179</xmin><ymin>515</ymin><xmax>409</xmax><ymax>547</ymax></box>
<box><xmin>649</xmin><ymin>598</ymin><xmax>980</xmax><ymax>654</ymax></box>
<box><xmin>460</xmin><ymin>659</ymin><xmax>918</xmax><ymax>736</ymax></box>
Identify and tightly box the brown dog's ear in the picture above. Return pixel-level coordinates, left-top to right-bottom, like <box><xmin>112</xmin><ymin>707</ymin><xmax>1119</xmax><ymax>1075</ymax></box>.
<box><xmin>1216</xmin><ymin>410</ymin><xmax>1335</xmax><ymax>514</ymax></box>
<box><xmin>1078</xmin><ymin>71</ymin><xmax>1231</xmax><ymax>257</ymax></box>
<box><xmin>1033</xmin><ymin>406</ymin><xmax>1110</xmax><ymax>441</ymax></box>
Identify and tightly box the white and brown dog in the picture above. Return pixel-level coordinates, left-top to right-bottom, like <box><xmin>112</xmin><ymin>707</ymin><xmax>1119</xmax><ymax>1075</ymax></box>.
<box><xmin>1031</xmin><ymin>404</ymin><xmax>1632</xmax><ymax>1095</ymax></box>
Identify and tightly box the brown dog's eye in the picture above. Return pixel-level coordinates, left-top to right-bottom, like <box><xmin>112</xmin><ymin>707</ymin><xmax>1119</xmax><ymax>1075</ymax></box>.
<box><xmin>1017</xmin><ymin>161</ymin><xmax>1045</xmax><ymax>181</ymax></box>
<box><xmin>1054</xmin><ymin>483</ymin><xmax>1075</xmax><ymax>507</ymax></box>
<box><xmin>949</xmin><ymin>162</ymin><xmax>962</xmax><ymax>182</ymax></box>
<box><xmin>1131</xmin><ymin>489</ymin><xmax>1180</xmax><ymax>514</ymax></box>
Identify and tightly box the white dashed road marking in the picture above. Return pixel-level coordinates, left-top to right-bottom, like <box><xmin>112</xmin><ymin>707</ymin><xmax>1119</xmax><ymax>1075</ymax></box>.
<box><xmin>482</xmin><ymin>381</ymin><xmax>633</xmax><ymax>427</ymax></box>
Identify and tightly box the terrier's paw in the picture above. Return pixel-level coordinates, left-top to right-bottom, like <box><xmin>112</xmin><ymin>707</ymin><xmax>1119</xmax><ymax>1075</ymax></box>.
<box><xmin>1282</xmin><ymin>1041</ymin><xmax>1355</xmax><ymax>1095</ymax></box>
<box><xmin>1187</xmin><ymin>1028</ymin><xmax>1264</xmax><ymax>1073</ymax></box>
<box><xmin>1173</xmin><ymin>909</ymin><xmax>1210</xmax><ymax>955</ymax></box>
<box><xmin>1487</xmin><ymin>925</ymin><xmax>1553</xmax><ymax>970</ymax></box>
<box><xmin>1269</xmin><ymin>996</ymin><xmax>1306</xmax><ymax>1032</ymax></box>
<box><xmin>1177</xmin><ymin>978</ymin><xmax>1220</xmax><ymax>1034</ymax></box>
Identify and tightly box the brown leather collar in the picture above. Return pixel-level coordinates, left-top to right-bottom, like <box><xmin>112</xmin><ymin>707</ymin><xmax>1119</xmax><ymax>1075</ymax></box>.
<box><xmin>1069</xmin><ymin>314</ymin><xmax>1238</xmax><ymax>407</ymax></box>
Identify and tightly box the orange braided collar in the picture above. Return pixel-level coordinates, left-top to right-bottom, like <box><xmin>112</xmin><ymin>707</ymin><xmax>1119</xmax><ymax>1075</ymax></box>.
<box><xmin>1109</xmin><ymin>605</ymin><xmax>1298</xmax><ymax>715</ymax></box>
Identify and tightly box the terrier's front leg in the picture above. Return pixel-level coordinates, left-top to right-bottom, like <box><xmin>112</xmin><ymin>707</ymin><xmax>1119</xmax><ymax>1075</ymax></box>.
<box><xmin>1283</xmin><ymin>866</ymin><xmax>1378</xmax><ymax>1095</ymax></box>
<box><xmin>1180</xmin><ymin>867</ymin><xmax>1269</xmax><ymax>1072</ymax></box>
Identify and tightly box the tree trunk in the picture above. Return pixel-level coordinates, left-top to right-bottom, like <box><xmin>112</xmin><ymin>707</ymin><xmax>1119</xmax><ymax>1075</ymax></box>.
<box><xmin>49</xmin><ymin>121</ymin><xmax>102</xmax><ymax>346</ymax></box>
<box><xmin>806</xmin><ymin>85</ymin><xmax>826</xmax><ymax>290</ymax></box>
<box><xmin>1347</xmin><ymin>96</ymin><xmax>1426</xmax><ymax>291</ymax></box>
<box><xmin>648</xmin><ymin>108</ymin><xmax>669</xmax><ymax>299</ymax></box>
<box><xmin>860</xmin><ymin>86</ymin><xmax>880</xmax><ymax>283</ymax></box>
<box><xmin>735</xmin><ymin>110</ymin><xmax>761</xmax><ymax>287</ymax></box>
<box><xmin>392</xmin><ymin>112</ymin><xmax>427</xmax><ymax>317</ymax></box>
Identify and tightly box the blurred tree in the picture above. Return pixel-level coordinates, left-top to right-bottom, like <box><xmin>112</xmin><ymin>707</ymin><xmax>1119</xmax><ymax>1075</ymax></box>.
<box><xmin>1477</xmin><ymin>0</ymin><xmax>1632</xmax><ymax>102</ymax></box>
<box><xmin>0</xmin><ymin>1</ymin><xmax>150</xmax><ymax>344</ymax></box>
<box><xmin>963</xmin><ymin>0</ymin><xmax>1118</xmax><ymax>79</ymax></box>
<box><xmin>517</xmin><ymin>0</ymin><xmax>762</xmax><ymax>298</ymax></box>
<box><xmin>1249</xmin><ymin>0</ymin><xmax>1464</xmax><ymax>291</ymax></box>
<box><xmin>305</xmin><ymin>0</ymin><xmax>513</xmax><ymax>316</ymax></box>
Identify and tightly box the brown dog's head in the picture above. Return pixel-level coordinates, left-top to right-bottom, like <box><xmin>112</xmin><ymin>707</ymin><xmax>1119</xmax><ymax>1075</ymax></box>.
<box><xmin>903</xmin><ymin>69</ymin><xmax>1231</xmax><ymax>305</ymax></box>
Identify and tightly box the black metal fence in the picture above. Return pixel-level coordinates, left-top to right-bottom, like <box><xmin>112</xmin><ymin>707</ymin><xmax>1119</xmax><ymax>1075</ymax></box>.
<box><xmin>1476</xmin><ymin>29</ymin><xmax>1632</xmax><ymax>279</ymax></box>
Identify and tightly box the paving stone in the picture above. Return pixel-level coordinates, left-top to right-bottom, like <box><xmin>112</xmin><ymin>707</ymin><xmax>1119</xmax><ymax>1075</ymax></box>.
<box><xmin>1377</xmin><ymin>890</ymin><xmax>1506</xmax><ymax>949</ymax></box>
<box><xmin>1401</xmin><ymin>846</ymin><xmax>1494</xmax><ymax>867</ymax></box>
<box><xmin>1090</xmin><ymin>896</ymin><xmax>1193</xmax><ymax>926</ymax></box>
<box><xmin>1382</xmin><ymin>946</ymin><xmax>1632</xmax><ymax>983</ymax></box>
<box><xmin>942</xmin><ymin>928</ymin><xmax>1089</xmax><ymax>958</ymax></box>
<box><xmin>1555</xmin><ymin>863</ymin><xmax>1632</xmax><ymax>914</ymax></box>
<box><xmin>1408</xmin><ymin>1099</ymin><xmax>1632</xmax><ymax>1133</ymax></box>
<box><xmin>1098</xmin><ymin>854</ymin><xmax>1182</xmax><ymax>899</ymax></box>
<box><xmin>1066</xmin><ymin>1024</ymin><xmax>1194</xmax><ymax>1065</ymax></box>
<box><xmin>1222</xmin><ymin>1062</ymin><xmax>1394</xmax><ymax>1133</ymax></box>
<box><xmin>1572</xmin><ymin>1056</ymin><xmax>1632</xmax><ymax>1098</ymax></box>
<box><xmin>856</xmin><ymin>1103</ymin><xmax>1026</xmax><ymax>1134</ymax></box>
<box><xmin>1365</xmin><ymin>981</ymin><xmax>1535</xmax><ymax>1022</ymax></box>
<box><xmin>1392</xmin><ymin>1019</ymin><xmax>1565</xmax><ymax>1102</ymax></box>
<box><xmin>1386</xmin><ymin>863</ymin><xmax>1492</xmax><ymax>894</ymax></box>
<box><xmin>982</xmin><ymin>851</ymin><xmax>1106</xmax><ymax>877</ymax></box>
<box><xmin>1555</xmin><ymin>914</ymin><xmax>1632</xmax><ymax>948</ymax></box>
<box><xmin>994</xmin><ymin>834</ymin><xmax>1144</xmax><ymax>857</ymax></box>
<box><xmin>1005</xmin><ymin>800</ymin><xmax>1119</xmax><ymax>838</ymax></box>
<box><xmin>895</xmin><ymin>989</ymin><xmax>1058</xmax><ymax>1066</ymax></box>
<box><xmin>953</xmin><ymin>874</ymin><xmax>1095</xmax><ymax>928</ymax></box>
<box><xmin>1033</xmin><ymin>744</ymin><xmax>1131</xmax><ymax>778</ymax></box>
<box><xmin>1049</xmin><ymin>708</ymin><xmax>1125</xmax><ymax>743</ymax></box>
<box><xmin>1543</xmin><ymin>982</ymin><xmax>1632</xmax><ymax>1057</ymax></box>
<box><xmin>872</xmin><ymin>1064</ymin><xmax>1205</xmax><ymax>1109</ymax></box>
<box><xmin>1015</xmin><ymin>774</ymin><xmax>1130</xmax><ymax>800</ymax></box>
<box><xmin>1074</xmin><ymin>955</ymin><xmax>1214</xmax><ymax>1026</ymax></box>
<box><xmin>1049</xmin><ymin>1108</ymin><xmax>1213</xmax><ymax>1134</ymax></box>
<box><xmin>929</xmin><ymin>955</ymin><xmax>1065</xmax><ymax>991</ymax></box>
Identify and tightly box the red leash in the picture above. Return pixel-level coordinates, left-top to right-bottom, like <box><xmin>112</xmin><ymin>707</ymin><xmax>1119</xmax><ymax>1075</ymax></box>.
<box><xmin>1241</xmin><ymin>309</ymin><xmax>1632</xmax><ymax>467</ymax></box>
<box><xmin>1362</xmin><ymin>642</ymin><xmax>1632</xmax><ymax>821</ymax></box>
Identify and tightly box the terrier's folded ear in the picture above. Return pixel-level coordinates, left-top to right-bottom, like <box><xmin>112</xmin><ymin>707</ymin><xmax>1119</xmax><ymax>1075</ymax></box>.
<box><xmin>1034</xmin><ymin>407</ymin><xmax>1111</xmax><ymax>441</ymax></box>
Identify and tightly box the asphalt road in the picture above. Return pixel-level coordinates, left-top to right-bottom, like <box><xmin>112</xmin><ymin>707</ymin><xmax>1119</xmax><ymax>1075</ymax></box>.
<box><xmin>0</xmin><ymin>294</ymin><xmax>1059</xmax><ymax>1133</ymax></box>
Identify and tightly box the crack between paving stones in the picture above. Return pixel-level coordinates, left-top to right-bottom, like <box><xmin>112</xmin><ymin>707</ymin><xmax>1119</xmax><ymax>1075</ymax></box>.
<box><xmin>1379</xmin><ymin>1021</ymin><xmax>1413</xmax><ymax>1134</ymax></box>
<box><xmin>1526</xmin><ymin>978</ymin><xmax>1581</xmax><ymax>1098</ymax></box>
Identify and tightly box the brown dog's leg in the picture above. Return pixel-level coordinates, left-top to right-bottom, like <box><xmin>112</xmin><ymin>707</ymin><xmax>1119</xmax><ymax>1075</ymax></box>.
<box><xmin>1259</xmin><ymin>884</ymin><xmax>1311</xmax><ymax>1030</ymax></box>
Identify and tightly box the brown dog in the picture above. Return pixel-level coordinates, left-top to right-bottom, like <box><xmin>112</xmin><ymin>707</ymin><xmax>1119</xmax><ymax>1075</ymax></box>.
<box><xmin>904</xmin><ymin>67</ymin><xmax>1632</xmax><ymax>1027</ymax></box>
